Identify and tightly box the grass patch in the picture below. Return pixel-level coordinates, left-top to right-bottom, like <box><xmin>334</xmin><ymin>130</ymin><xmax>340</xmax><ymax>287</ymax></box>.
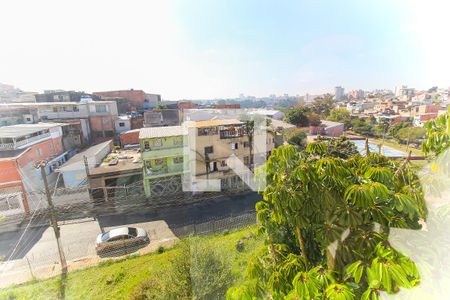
<box><xmin>1</xmin><ymin>226</ymin><xmax>262</xmax><ymax>300</ymax></box>
<box><xmin>369</xmin><ymin>137</ymin><xmax>424</xmax><ymax>156</ymax></box>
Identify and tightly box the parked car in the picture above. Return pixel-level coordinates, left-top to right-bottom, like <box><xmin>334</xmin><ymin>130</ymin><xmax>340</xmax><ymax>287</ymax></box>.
<box><xmin>95</xmin><ymin>227</ymin><xmax>149</xmax><ymax>255</ymax></box>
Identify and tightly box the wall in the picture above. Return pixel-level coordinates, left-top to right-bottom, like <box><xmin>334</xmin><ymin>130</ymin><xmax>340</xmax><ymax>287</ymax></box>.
<box><xmin>94</xmin><ymin>90</ymin><xmax>145</xmax><ymax>111</ymax></box>
<box><xmin>120</xmin><ymin>130</ymin><xmax>139</xmax><ymax>146</ymax></box>
<box><xmin>89</xmin><ymin>116</ymin><xmax>115</xmax><ymax>142</ymax></box>
<box><xmin>16</xmin><ymin>137</ymin><xmax>64</xmax><ymax>169</ymax></box>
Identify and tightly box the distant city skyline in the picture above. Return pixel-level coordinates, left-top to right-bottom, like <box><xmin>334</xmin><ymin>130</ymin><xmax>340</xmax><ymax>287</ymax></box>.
<box><xmin>0</xmin><ymin>0</ymin><xmax>449</xmax><ymax>100</ymax></box>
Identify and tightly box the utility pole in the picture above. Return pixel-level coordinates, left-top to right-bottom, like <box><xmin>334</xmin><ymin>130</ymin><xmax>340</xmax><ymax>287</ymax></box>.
<box><xmin>37</xmin><ymin>161</ymin><xmax>67</xmax><ymax>274</ymax></box>
<box><xmin>83</xmin><ymin>155</ymin><xmax>93</xmax><ymax>201</ymax></box>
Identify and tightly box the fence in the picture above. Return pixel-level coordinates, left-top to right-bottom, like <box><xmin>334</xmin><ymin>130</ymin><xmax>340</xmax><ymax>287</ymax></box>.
<box><xmin>172</xmin><ymin>211</ymin><xmax>256</xmax><ymax>237</ymax></box>
<box><xmin>0</xmin><ymin>210</ymin><xmax>258</xmax><ymax>288</ymax></box>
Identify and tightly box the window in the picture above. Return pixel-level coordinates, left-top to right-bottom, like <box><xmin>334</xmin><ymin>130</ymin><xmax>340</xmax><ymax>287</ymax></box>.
<box><xmin>153</xmin><ymin>139</ymin><xmax>162</xmax><ymax>147</ymax></box>
<box><xmin>243</xmin><ymin>141</ymin><xmax>250</xmax><ymax>148</ymax></box>
<box><xmin>154</xmin><ymin>159</ymin><xmax>164</xmax><ymax>165</ymax></box>
<box><xmin>198</xmin><ymin>127</ymin><xmax>218</xmax><ymax>136</ymax></box>
<box><xmin>26</xmin><ymin>117</ymin><xmax>31</xmax><ymax>122</ymax></box>
<box><xmin>221</xmin><ymin>160</ymin><xmax>227</xmax><ymax>167</ymax></box>
<box><xmin>231</xmin><ymin>143</ymin><xmax>239</xmax><ymax>150</ymax></box>
<box><xmin>204</xmin><ymin>146</ymin><xmax>213</xmax><ymax>154</ymax></box>
<box><xmin>244</xmin><ymin>156</ymin><xmax>249</xmax><ymax>165</ymax></box>
<box><xmin>174</xmin><ymin>137</ymin><xmax>183</xmax><ymax>146</ymax></box>
<box><xmin>144</xmin><ymin>141</ymin><xmax>150</xmax><ymax>150</ymax></box>
<box><xmin>173</xmin><ymin>156</ymin><xmax>183</xmax><ymax>164</ymax></box>
<box><xmin>119</xmin><ymin>122</ymin><xmax>125</xmax><ymax>127</ymax></box>
<box><xmin>73</xmin><ymin>106</ymin><xmax>79</xmax><ymax>112</ymax></box>
<box><xmin>96</xmin><ymin>104</ymin><xmax>107</xmax><ymax>113</ymax></box>
<box><xmin>53</xmin><ymin>107</ymin><xmax>58</xmax><ymax>112</ymax></box>
<box><xmin>128</xmin><ymin>227</ymin><xmax>138</xmax><ymax>237</ymax></box>
<box><xmin>48</xmin><ymin>143</ymin><xmax>53</xmax><ymax>150</ymax></box>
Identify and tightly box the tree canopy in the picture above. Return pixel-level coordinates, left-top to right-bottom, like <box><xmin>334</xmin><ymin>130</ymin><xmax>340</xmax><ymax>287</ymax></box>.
<box><xmin>422</xmin><ymin>108</ymin><xmax>449</xmax><ymax>159</ymax></box>
<box><xmin>311</xmin><ymin>94</ymin><xmax>335</xmax><ymax>117</ymax></box>
<box><xmin>227</xmin><ymin>143</ymin><xmax>426</xmax><ymax>300</ymax></box>
<box><xmin>284</xmin><ymin>107</ymin><xmax>311</xmax><ymax>127</ymax></box>
<box><xmin>328</xmin><ymin>108</ymin><xmax>351</xmax><ymax>129</ymax></box>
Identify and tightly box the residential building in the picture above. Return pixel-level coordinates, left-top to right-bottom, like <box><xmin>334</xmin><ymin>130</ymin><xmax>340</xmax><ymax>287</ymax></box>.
<box><xmin>115</xmin><ymin>115</ymin><xmax>131</xmax><ymax>134</ymax></box>
<box><xmin>35</xmin><ymin>90</ymin><xmax>98</xmax><ymax>102</ymax></box>
<box><xmin>143</xmin><ymin>109</ymin><xmax>180</xmax><ymax>127</ymax></box>
<box><xmin>57</xmin><ymin>140</ymin><xmax>113</xmax><ymax>188</ymax></box>
<box><xmin>309</xmin><ymin>120</ymin><xmax>344</xmax><ymax>137</ymax></box>
<box><xmin>334</xmin><ymin>86</ymin><xmax>345</xmax><ymax>100</ymax></box>
<box><xmin>88</xmin><ymin>148</ymin><xmax>142</xmax><ymax>200</ymax></box>
<box><xmin>178</xmin><ymin>101</ymin><xmax>199</xmax><ymax>110</ymax></box>
<box><xmin>94</xmin><ymin>89</ymin><xmax>161</xmax><ymax>112</ymax></box>
<box><xmin>413</xmin><ymin>113</ymin><xmax>438</xmax><ymax>127</ymax></box>
<box><xmin>32</xmin><ymin>101</ymin><xmax>118</xmax><ymax>143</ymax></box>
<box><xmin>412</xmin><ymin>104</ymin><xmax>440</xmax><ymax>115</ymax></box>
<box><xmin>348</xmin><ymin>89</ymin><xmax>365</xmax><ymax>99</ymax></box>
<box><xmin>0</xmin><ymin>123</ymin><xmax>67</xmax><ymax>216</ymax></box>
<box><xmin>139</xmin><ymin>119</ymin><xmax>276</xmax><ymax>196</ymax></box>
<box><xmin>139</xmin><ymin>126</ymin><xmax>188</xmax><ymax>196</ymax></box>
<box><xmin>214</xmin><ymin>104</ymin><xmax>241</xmax><ymax>109</ymax></box>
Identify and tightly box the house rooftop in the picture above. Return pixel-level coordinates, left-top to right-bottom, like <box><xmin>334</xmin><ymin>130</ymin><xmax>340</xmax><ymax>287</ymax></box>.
<box><xmin>0</xmin><ymin>122</ymin><xmax>64</xmax><ymax>138</ymax></box>
<box><xmin>90</xmin><ymin>148</ymin><xmax>142</xmax><ymax>176</ymax></box>
<box><xmin>58</xmin><ymin>140</ymin><xmax>112</xmax><ymax>172</ymax></box>
<box><xmin>139</xmin><ymin>126</ymin><xmax>187</xmax><ymax>139</ymax></box>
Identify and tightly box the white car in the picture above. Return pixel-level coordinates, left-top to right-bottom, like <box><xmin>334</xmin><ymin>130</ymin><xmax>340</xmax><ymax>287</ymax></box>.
<box><xmin>95</xmin><ymin>227</ymin><xmax>149</xmax><ymax>254</ymax></box>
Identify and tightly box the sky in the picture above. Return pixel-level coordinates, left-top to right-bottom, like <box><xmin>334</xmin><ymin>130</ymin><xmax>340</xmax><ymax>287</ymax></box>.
<box><xmin>0</xmin><ymin>0</ymin><xmax>449</xmax><ymax>100</ymax></box>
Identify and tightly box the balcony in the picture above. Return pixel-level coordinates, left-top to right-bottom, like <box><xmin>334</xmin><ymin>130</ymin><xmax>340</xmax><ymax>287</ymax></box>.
<box><xmin>0</xmin><ymin>132</ymin><xmax>51</xmax><ymax>150</ymax></box>
<box><xmin>141</xmin><ymin>146</ymin><xmax>186</xmax><ymax>160</ymax></box>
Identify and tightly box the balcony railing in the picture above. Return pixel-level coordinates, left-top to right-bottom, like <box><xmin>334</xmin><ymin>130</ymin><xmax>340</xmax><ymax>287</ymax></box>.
<box><xmin>144</xmin><ymin>164</ymin><xmax>184</xmax><ymax>178</ymax></box>
<box><xmin>0</xmin><ymin>132</ymin><xmax>51</xmax><ymax>150</ymax></box>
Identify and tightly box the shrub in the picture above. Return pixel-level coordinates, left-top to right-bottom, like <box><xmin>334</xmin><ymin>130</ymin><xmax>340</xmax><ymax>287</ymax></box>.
<box><xmin>131</xmin><ymin>239</ymin><xmax>233</xmax><ymax>300</ymax></box>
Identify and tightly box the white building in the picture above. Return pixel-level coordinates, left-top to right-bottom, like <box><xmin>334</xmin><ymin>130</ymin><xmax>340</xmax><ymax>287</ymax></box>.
<box><xmin>334</xmin><ymin>86</ymin><xmax>345</xmax><ymax>100</ymax></box>
<box><xmin>115</xmin><ymin>115</ymin><xmax>131</xmax><ymax>133</ymax></box>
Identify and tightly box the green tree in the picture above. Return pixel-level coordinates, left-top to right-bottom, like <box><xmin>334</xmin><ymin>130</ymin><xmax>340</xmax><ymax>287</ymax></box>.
<box><xmin>285</xmin><ymin>128</ymin><xmax>307</xmax><ymax>149</ymax></box>
<box><xmin>133</xmin><ymin>239</ymin><xmax>233</xmax><ymax>300</ymax></box>
<box><xmin>351</xmin><ymin>118</ymin><xmax>374</xmax><ymax>136</ymax></box>
<box><xmin>422</xmin><ymin>108</ymin><xmax>449</xmax><ymax>159</ymax></box>
<box><xmin>315</xmin><ymin>136</ymin><xmax>359</xmax><ymax>159</ymax></box>
<box><xmin>396</xmin><ymin>127</ymin><xmax>427</xmax><ymax>144</ymax></box>
<box><xmin>311</xmin><ymin>94</ymin><xmax>335</xmax><ymax>117</ymax></box>
<box><xmin>387</xmin><ymin>122</ymin><xmax>410</xmax><ymax>139</ymax></box>
<box><xmin>328</xmin><ymin>108</ymin><xmax>351</xmax><ymax>129</ymax></box>
<box><xmin>307</xmin><ymin>112</ymin><xmax>322</xmax><ymax>126</ymax></box>
<box><xmin>284</xmin><ymin>107</ymin><xmax>311</xmax><ymax>127</ymax></box>
<box><xmin>227</xmin><ymin>144</ymin><xmax>426</xmax><ymax>299</ymax></box>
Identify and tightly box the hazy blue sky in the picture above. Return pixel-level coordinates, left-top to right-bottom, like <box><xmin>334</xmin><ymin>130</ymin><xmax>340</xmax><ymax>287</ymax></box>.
<box><xmin>0</xmin><ymin>0</ymin><xmax>448</xmax><ymax>99</ymax></box>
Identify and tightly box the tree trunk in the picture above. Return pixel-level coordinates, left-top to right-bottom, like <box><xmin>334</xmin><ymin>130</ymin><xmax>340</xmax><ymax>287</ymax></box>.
<box><xmin>296</xmin><ymin>225</ymin><xmax>309</xmax><ymax>269</ymax></box>
<box><xmin>326</xmin><ymin>248</ymin><xmax>335</xmax><ymax>271</ymax></box>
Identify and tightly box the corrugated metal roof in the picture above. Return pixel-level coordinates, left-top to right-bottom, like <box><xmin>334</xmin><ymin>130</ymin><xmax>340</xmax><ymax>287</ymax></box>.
<box><xmin>139</xmin><ymin>126</ymin><xmax>187</xmax><ymax>139</ymax></box>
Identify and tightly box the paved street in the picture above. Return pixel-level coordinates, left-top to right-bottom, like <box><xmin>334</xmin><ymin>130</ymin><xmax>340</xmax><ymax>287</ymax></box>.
<box><xmin>0</xmin><ymin>191</ymin><xmax>260</xmax><ymax>287</ymax></box>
